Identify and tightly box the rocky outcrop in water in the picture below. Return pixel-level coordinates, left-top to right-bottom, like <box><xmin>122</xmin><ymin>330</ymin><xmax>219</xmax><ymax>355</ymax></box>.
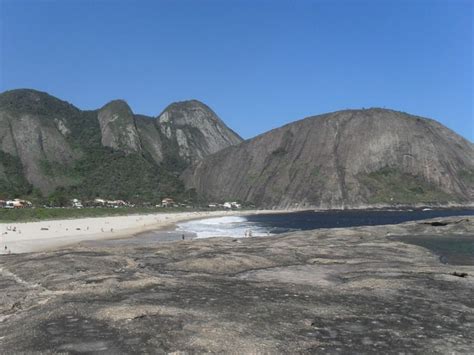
<box><xmin>183</xmin><ymin>108</ymin><xmax>474</xmax><ymax>208</ymax></box>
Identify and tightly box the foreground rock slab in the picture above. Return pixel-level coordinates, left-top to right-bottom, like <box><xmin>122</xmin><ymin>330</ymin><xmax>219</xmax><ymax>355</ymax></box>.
<box><xmin>0</xmin><ymin>216</ymin><xmax>473</xmax><ymax>354</ymax></box>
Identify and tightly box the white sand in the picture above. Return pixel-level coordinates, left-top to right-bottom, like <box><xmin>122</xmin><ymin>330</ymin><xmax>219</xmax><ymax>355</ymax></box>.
<box><xmin>0</xmin><ymin>210</ymin><xmax>281</xmax><ymax>254</ymax></box>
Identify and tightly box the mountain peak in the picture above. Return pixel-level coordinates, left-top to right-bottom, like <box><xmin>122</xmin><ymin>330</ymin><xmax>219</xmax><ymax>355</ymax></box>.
<box><xmin>166</xmin><ymin>99</ymin><xmax>209</xmax><ymax>110</ymax></box>
<box><xmin>0</xmin><ymin>88</ymin><xmax>79</xmax><ymax>116</ymax></box>
<box><xmin>157</xmin><ymin>99</ymin><xmax>242</xmax><ymax>162</ymax></box>
<box><xmin>97</xmin><ymin>99</ymin><xmax>141</xmax><ymax>154</ymax></box>
<box><xmin>101</xmin><ymin>99</ymin><xmax>132</xmax><ymax>112</ymax></box>
<box><xmin>158</xmin><ymin>99</ymin><xmax>221</xmax><ymax>125</ymax></box>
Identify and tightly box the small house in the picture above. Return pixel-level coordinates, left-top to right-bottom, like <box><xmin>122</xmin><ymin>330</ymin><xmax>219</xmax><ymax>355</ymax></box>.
<box><xmin>161</xmin><ymin>198</ymin><xmax>175</xmax><ymax>208</ymax></box>
<box><xmin>106</xmin><ymin>200</ymin><xmax>127</xmax><ymax>208</ymax></box>
<box><xmin>6</xmin><ymin>199</ymin><xmax>32</xmax><ymax>208</ymax></box>
<box><xmin>94</xmin><ymin>198</ymin><xmax>106</xmax><ymax>206</ymax></box>
<box><xmin>72</xmin><ymin>199</ymin><xmax>83</xmax><ymax>208</ymax></box>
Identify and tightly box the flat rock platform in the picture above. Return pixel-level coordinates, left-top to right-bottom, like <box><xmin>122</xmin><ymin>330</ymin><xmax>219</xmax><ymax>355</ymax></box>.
<box><xmin>0</xmin><ymin>216</ymin><xmax>473</xmax><ymax>354</ymax></box>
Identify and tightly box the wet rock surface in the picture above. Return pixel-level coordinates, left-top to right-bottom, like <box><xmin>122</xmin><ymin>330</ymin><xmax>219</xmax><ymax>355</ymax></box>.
<box><xmin>0</xmin><ymin>216</ymin><xmax>473</xmax><ymax>354</ymax></box>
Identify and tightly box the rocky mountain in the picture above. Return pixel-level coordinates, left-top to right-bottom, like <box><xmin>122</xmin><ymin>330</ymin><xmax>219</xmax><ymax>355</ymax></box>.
<box><xmin>97</xmin><ymin>100</ymin><xmax>142</xmax><ymax>154</ymax></box>
<box><xmin>2</xmin><ymin>89</ymin><xmax>472</xmax><ymax>208</ymax></box>
<box><xmin>0</xmin><ymin>89</ymin><xmax>83</xmax><ymax>195</ymax></box>
<box><xmin>0</xmin><ymin>89</ymin><xmax>242</xmax><ymax>201</ymax></box>
<box><xmin>158</xmin><ymin>100</ymin><xmax>242</xmax><ymax>163</ymax></box>
<box><xmin>183</xmin><ymin>108</ymin><xmax>474</xmax><ymax>208</ymax></box>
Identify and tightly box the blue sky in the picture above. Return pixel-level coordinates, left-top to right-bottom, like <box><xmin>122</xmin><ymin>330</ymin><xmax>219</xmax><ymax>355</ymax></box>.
<box><xmin>1</xmin><ymin>0</ymin><xmax>472</xmax><ymax>140</ymax></box>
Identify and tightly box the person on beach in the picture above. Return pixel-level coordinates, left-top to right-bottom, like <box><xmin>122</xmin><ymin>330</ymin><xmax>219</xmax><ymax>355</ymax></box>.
<box><xmin>182</xmin><ymin>234</ymin><xmax>185</xmax><ymax>240</ymax></box>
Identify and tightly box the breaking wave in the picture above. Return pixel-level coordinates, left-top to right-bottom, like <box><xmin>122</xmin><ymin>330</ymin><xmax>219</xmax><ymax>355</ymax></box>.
<box><xmin>176</xmin><ymin>216</ymin><xmax>273</xmax><ymax>239</ymax></box>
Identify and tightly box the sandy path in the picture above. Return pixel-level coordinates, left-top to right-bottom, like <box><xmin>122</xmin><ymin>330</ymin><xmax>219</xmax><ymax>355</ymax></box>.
<box><xmin>0</xmin><ymin>210</ymin><xmax>281</xmax><ymax>254</ymax></box>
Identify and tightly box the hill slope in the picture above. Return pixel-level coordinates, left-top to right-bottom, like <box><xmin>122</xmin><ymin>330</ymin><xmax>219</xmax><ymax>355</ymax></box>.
<box><xmin>0</xmin><ymin>89</ymin><xmax>242</xmax><ymax>202</ymax></box>
<box><xmin>183</xmin><ymin>108</ymin><xmax>474</xmax><ymax>208</ymax></box>
<box><xmin>158</xmin><ymin>100</ymin><xmax>242</xmax><ymax>163</ymax></box>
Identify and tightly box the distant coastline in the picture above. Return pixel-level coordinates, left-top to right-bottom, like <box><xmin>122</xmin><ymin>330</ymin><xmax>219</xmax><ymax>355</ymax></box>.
<box><xmin>1</xmin><ymin>205</ymin><xmax>473</xmax><ymax>254</ymax></box>
<box><xmin>0</xmin><ymin>209</ymin><xmax>285</xmax><ymax>254</ymax></box>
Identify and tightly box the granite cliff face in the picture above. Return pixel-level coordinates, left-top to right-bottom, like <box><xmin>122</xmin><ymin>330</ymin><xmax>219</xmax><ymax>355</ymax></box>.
<box><xmin>97</xmin><ymin>100</ymin><xmax>142</xmax><ymax>154</ymax></box>
<box><xmin>96</xmin><ymin>99</ymin><xmax>243</xmax><ymax>164</ymax></box>
<box><xmin>158</xmin><ymin>100</ymin><xmax>242</xmax><ymax>163</ymax></box>
<box><xmin>0</xmin><ymin>90</ymin><xmax>82</xmax><ymax>194</ymax></box>
<box><xmin>183</xmin><ymin>109</ymin><xmax>474</xmax><ymax>208</ymax></box>
<box><xmin>0</xmin><ymin>89</ymin><xmax>242</xmax><ymax>199</ymax></box>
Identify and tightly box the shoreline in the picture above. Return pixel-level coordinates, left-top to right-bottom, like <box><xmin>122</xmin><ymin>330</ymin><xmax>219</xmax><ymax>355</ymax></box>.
<box><xmin>2</xmin><ymin>207</ymin><xmax>472</xmax><ymax>254</ymax></box>
<box><xmin>0</xmin><ymin>209</ymin><xmax>287</xmax><ymax>254</ymax></box>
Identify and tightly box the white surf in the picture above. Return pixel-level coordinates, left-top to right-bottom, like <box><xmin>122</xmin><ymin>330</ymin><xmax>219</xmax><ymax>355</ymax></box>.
<box><xmin>176</xmin><ymin>216</ymin><xmax>272</xmax><ymax>239</ymax></box>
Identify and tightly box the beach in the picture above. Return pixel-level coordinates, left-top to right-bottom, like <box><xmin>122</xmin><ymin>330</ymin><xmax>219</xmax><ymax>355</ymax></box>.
<box><xmin>0</xmin><ymin>209</ymin><xmax>279</xmax><ymax>254</ymax></box>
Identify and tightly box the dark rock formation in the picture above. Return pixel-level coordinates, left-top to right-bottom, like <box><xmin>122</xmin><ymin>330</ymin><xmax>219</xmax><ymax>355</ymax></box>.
<box><xmin>183</xmin><ymin>108</ymin><xmax>474</xmax><ymax>208</ymax></box>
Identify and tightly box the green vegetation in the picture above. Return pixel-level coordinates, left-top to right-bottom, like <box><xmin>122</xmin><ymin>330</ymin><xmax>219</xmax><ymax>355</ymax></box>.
<box><xmin>66</xmin><ymin>110</ymin><xmax>102</xmax><ymax>149</ymax></box>
<box><xmin>0</xmin><ymin>206</ymin><xmax>191</xmax><ymax>223</ymax></box>
<box><xmin>57</xmin><ymin>147</ymin><xmax>187</xmax><ymax>203</ymax></box>
<box><xmin>14</xmin><ymin>98</ymin><xmax>188</xmax><ymax>204</ymax></box>
<box><xmin>459</xmin><ymin>169</ymin><xmax>474</xmax><ymax>185</ymax></box>
<box><xmin>159</xmin><ymin>127</ymin><xmax>189</xmax><ymax>171</ymax></box>
<box><xmin>0</xmin><ymin>89</ymin><xmax>79</xmax><ymax>118</ymax></box>
<box><xmin>311</xmin><ymin>167</ymin><xmax>321</xmax><ymax>178</ymax></box>
<box><xmin>271</xmin><ymin>147</ymin><xmax>287</xmax><ymax>157</ymax></box>
<box><xmin>40</xmin><ymin>159</ymin><xmax>79</xmax><ymax>182</ymax></box>
<box><xmin>360</xmin><ymin>167</ymin><xmax>457</xmax><ymax>204</ymax></box>
<box><xmin>1</xmin><ymin>137</ymin><xmax>188</xmax><ymax>206</ymax></box>
<box><xmin>247</xmin><ymin>173</ymin><xmax>260</xmax><ymax>183</ymax></box>
<box><xmin>0</xmin><ymin>151</ymin><xmax>33</xmax><ymax>197</ymax></box>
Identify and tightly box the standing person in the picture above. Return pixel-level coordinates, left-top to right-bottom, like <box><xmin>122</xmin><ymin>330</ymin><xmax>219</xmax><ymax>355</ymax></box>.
<box><xmin>182</xmin><ymin>234</ymin><xmax>185</xmax><ymax>240</ymax></box>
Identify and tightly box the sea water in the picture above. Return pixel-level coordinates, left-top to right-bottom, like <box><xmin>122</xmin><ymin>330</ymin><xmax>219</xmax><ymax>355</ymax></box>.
<box><xmin>176</xmin><ymin>216</ymin><xmax>275</xmax><ymax>238</ymax></box>
<box><xmin>177</xmin><ymin>209</ymin><xmax>474</xmax><ymax>239</ymax></box>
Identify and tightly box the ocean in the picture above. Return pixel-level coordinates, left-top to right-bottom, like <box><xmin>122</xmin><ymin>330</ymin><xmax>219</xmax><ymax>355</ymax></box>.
<box><xmin>176</xmin><ymin>208</ymin><xmax>474</xmax><ymax>239</ymax></box>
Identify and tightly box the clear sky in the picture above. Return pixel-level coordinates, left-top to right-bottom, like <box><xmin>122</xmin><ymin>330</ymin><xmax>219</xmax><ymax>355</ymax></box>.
<box><xmin>0</xmin><ymin>0</ymin><xmax>472</xmax><ymax>140</ymax></box>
